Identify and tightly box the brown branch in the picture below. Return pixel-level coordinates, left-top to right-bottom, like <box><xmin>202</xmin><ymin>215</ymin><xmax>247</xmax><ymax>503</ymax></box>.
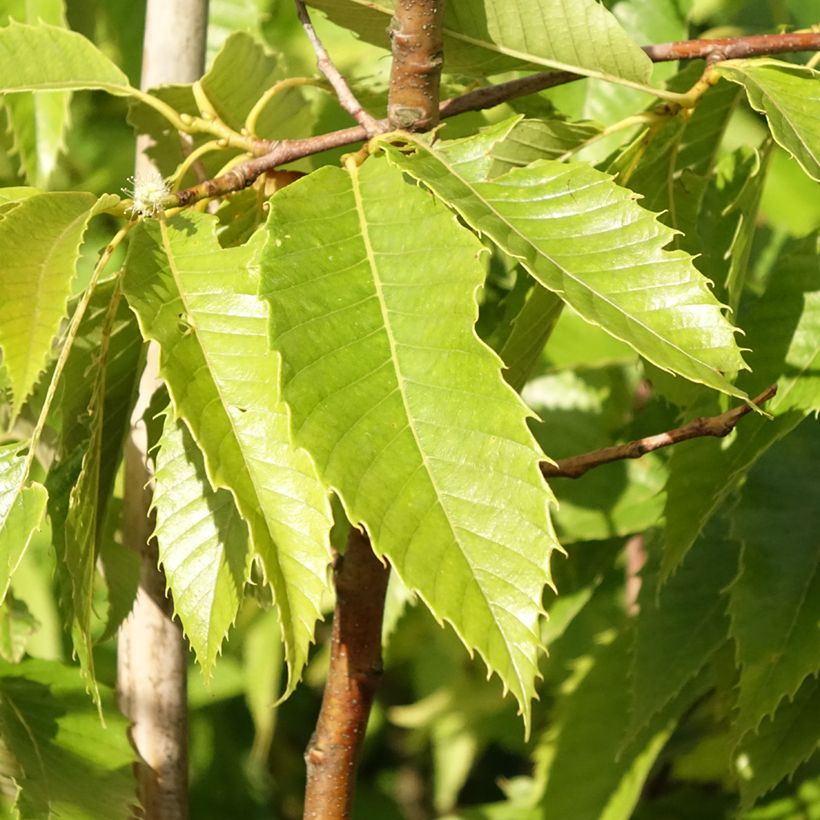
<box><xmin>643</xmin><ymin>31</ymin><xmax>820</xmax><ymax>63</ymax></box>
<box><xmin>303</xmin><ymin>528</ymin><xmax>390</xmax><ymax>820</ymax></box>
<box><xmin>541</xmin><ymin>385</ymin><xmax>777</xmax><ymax>480</ymax></box>
<box><xmin>170</xmin><ymin>30</ymin><xmax>820</xmax><ymax>210</ymax></box>
<box><xmin>388</xmin><ymin>0</ymin><xmax>445</xmax><ymax>131</ymax></box>
<box><xmin>294</xmin><ymin>0</ymin><xmax>381</xmax><ymax>136</ymax></box>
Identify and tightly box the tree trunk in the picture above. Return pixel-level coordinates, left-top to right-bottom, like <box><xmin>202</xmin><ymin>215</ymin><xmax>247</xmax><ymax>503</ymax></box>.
<box><xmin>117</xmin><ymin>3</ymin><xmax>208</xmax><ymax>818</ymax></box>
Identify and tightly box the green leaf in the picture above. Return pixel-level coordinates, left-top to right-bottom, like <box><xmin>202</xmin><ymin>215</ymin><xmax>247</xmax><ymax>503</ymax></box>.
<box><xmin>0</xmin><ymin>595</ymin><xmax>39</xmax><ymax>663</ymax></box>
<box><xmin>381</xmin><ymin>132</ymin><xmax>748</xmax><ymax>399</ymax></box>
<box><xmin>153</xmin><ymin>409</ymin><xmax>249</xmax><ymax>677</ymax></box>
<box><xmin>201</xmin><ymin>31</ymin><xmax>309</xmax><ymax>139</ymax></box>
<box><xmin>259</xmin><ymin>159</ymin><xmax>558</xmax><ymax>730</ymax></box>
<box><xmin>0</xmin><ymin>2</ymin><xmax>71</xmax><ymax>187</ymax></box>
<box><xmin>0</xmin><ymin>20</ymin><xmax>132</xmax><ymax>95</ymax></box>
<box><xmin>0</xmin><ymin>191</ymin><xmax>118</xmax><ymax>419</ymax></box>
<box><xmin>662</xmin><ymin>233</ymin><xmax>820</xmax><ymax>577</ymax></box>
<box><xmin>629</xmin><ymin>523</ymin><xmax>737</xmax><ymax>738</ymax></box>
<box><xmin>0</xmin><ymin>659</ymin><xmax>137</xmax><ymax>820</ymax></box>
<box><xmin>122</xmin><ymin>213</ymin><xmax>333</xmax><ymax>696</ymax></box>
<box><xmin>498</xmin><ymin>284</ymin><xmax>564</xmax><ymax>392</ymax></box>
<box><xmin>0</xmin><ymin>446</ymin><xmax>47</xmax><ymax>607</ymax></box>
<box><xmin>55</xmin><ymin>282</ymin><xmax>137</xmax><ymax>711</ymax></box>
<box><xmin>535</xmin><ymin>629</ymin><xmax>699</xmax><ymax>820</ymax></box>
<box><xmin>694</xmin><ymin>143</ymin><xmax>772</xmax><ymax>310</ymax></box>
<box><xmin>716</xmin><ymin>60</ymin><xmax>820</xmax><ymax>183</ymax></box>
<box><xmin>735</xmin><ymin>676</ymin><xmax>820</xmax><ymax>810</ymax></box>
<box><xmin>728</xmin><ymin>421</ymin><xmax>820</xmax><ymax>736</ymax></box>
<box><xmin>487</xmin><ymin>118</ymin><xmax>602</xmax><ymax>178</ymax></box>
<box><xmin>307</xmin><ymin>0</ymin><xmax>652</xmax><ymax>83</ymax></box>
<box><xmin>0</xmin><ymin>187</ymin><xmax>38</xmax><ymax>210</ymax></box>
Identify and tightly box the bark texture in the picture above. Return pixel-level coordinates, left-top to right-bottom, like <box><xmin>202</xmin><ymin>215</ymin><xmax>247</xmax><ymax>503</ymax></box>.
<box><xmin>117</xmin><ymin>2</ymin><xmax>208</xmax><ymax>817</ymax></box>
<box><xmin>303</xmin><ymin>529</ymin><xmax>391</xmax><ymax>819</ymax></box>
<box><xmin>388</xmin><ymin>0</ymin><xmax>445</xmax><ymax>130</ymax></box>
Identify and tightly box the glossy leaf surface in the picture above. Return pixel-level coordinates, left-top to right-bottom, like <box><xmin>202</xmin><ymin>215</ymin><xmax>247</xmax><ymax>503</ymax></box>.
<box><xmin>381</xmin><ymin>131</ymin><xmax>748</xmax><ymax>399</ymax></box>
<box><xmin>260</xmin><ymin>159</ymin><xmax>558</xmax><ymax>728</ymax></box>
<box><xmin>122</xmin><ymin>214</ymin><xmax>333</xmax><ymax>696</ymax></box>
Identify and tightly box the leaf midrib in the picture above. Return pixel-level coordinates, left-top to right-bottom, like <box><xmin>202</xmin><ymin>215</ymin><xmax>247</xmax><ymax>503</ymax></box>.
<box><xmin>348</xmin><ymin>162</ymin><xmax>527</xmax><ymax>691</ymax></box>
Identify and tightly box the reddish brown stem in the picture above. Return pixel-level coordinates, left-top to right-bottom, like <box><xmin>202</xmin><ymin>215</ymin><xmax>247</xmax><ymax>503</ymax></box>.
<box><xmin>294</xmin><ymin>0</ymin><xmax>381</xmax><ymax>135</ymax></box>
<box><xmin>171</xmin><ymin>30</ymin><xmax>820</xmax><ymax>209</ymax></box>
<box><xmin>643</xmin><ymin>31</ymin><xmax>820</xmax><ymax>62</ymax></box>
<box><xmin>303</xmin><ymin>528</ymin><xmax>390</xmax><ymax>820</ymax></box>
<box><xmin>541</xmin><ymin>385</ymin><xmax>777</xmax><ymax>480</ymax></box>
<box><xmin>388</xmin><ymin>0</ymin><xmax>445</xmax><ymax>130</ymax></box>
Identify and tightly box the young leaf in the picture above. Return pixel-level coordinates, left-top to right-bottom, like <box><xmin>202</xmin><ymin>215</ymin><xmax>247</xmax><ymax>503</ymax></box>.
<box><xmin>0</xmin><ymin>446</ymin><xmax>47</xmax><ymax>606</ymax></box>
<box><xmin>153</xmin><ymin>409</ymin><xmax>249</xmax><ymax>677</ymax></box>
<box><xmin>662</xmin><ymin>234</ymin><xmax>820</xmax><ymax>577</ymax></box>
<box><xmin>380</xmin><ymin>133</ymin><xmax>749</xmax><ymax>399</ymax></box>
<box><xmin>716</xmin><ymin>60</ymin><xmax>820</xmax><ymax>182</ymax></box>
<box><xmin>0</xmin><ymin>191</ymin><xmax>118</xmax><ymax>419</ymax></box>
<box><xmin>0</xmin><ymin>659</ymin><xmax>137</xmax><ymax>820</ymax></box>
<box><xmin>307</xmin><ymin>0</ymin><xmax>652</xmax><ymax>83</ymax></box>
<box><xmin>728</xmin><ymin>421</ymin><xmax>820</xmax><ymax>737</ymax></box>
<box><xmin>0</xmin><ymin>20</ymin><xmax>132</xmax><ymax>95</ymax></box>
<box><xmin>259</xmin><ymin>159</ymin><xmax>559</xmax><ymax>731</ymax></box>
<box><xmin>735</xmin><ymin>676</ymin><xmax>820</xmax><ymax>810</ymax></box>
<box><xmin>122</xmin><ymin>214</ymin><xmax>333</xmax><ymax>696</ymax></box>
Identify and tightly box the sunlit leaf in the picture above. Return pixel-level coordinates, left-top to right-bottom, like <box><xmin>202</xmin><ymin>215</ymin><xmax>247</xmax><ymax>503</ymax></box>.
<box><xmin>0</xmin><ymin>2</ymin><xmax>70</xmax><ymax>187</ymax></box>
<box><xmin>259</xmin><ymin>159</ymin><xmax>558</xmax><ymax>730</ymax></box>
<box><xmin>0</xmin><ymin>191</ymin><xmax>118</xmax><ymax>419</ymax></box>
<box><xmin>381</xmin><ymin>130</ymin><xmax>748</xmax><ymax>399</ymax></box>
<box><xmin>717</xmin><ymin>60</ymin><xmax>820</xmax><ymax>182</ymax></box>
<box><xmin>307</xmin><ymin>0</ymin><xmax>652</xmax><ymax>82</ymax></box>
<box><xmin>0</xmin><ymin>21</ymin><xmax>131</xmax><ymax>95</ymax></box>
<box><xmin>153</xmin><ymin>409</ymin><xmax>248</xmax><ymax>677</ymax></box>
<box><xmin>0</xmin><ymin>446</ymin><xmax>47</xmax><ymax>607</ymax></box>
<box><xmin>122</xmin><ymin>213</ymin><xmax>333</xmax><ymax>696</ymax></box>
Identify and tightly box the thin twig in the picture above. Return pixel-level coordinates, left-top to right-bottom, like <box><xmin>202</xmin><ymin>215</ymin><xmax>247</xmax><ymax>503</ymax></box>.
<box><xmin>541</xmin><ymin>385</ymin><xmax>777</xmax><ymax>480</ymax></box>
<box><xmin>165</xmin><ymin>29</ymin><xmax>820</xmax><ymax>212</ymax></box>
<box><xmin>294</xmin><ymin>0</ymin><xmax>382</xmax><ymax>136</ymax></box>
<box><xmin>303</xmin><ymin>528</ymin><xmax>390</xmax><ymax>819</ymax></box>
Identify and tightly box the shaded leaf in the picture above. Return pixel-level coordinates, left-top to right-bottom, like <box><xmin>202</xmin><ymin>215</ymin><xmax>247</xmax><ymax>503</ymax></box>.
<box><xmin>0</xmin><ymin>659</ymin><xmax>137</xmax><ymax>819</ymax></box>
<box><xmin>735</xmin><ymin>676</ymin><xmax>820</xmax><ymax>810</ymax></box>
<box><xmin>153</xmin><ymin>409</ymin><xmax>248</xmax><ymax>677</ymax></box>
<box><xmin>259</xmin><ymin>159</ymin><xmax>558</xmax><ymax>729</ymax></box>
<box><xmin>381</xmin><ymin>131</ymin><xmax>748</xmax><ymax>399</ymax></box>
<box><xmin>0</xmin><ymin>595</ymin><xmax>38</xmax><ymax>663</ymax></box>
<box><xmin>0</xmin><ymin>191</ymin><xmax>118</xmax><ymax>418</ymax></box>
<box><xmin>307</xmin><ymin>0</ymin><xmax>652</xmax><ymax>82</ymax></box>
<box><xmin>535</xmin><ymin>628</ymin><xmax>701</xmax><ymax>820</ymax></box>
<box><xmin>728</xmin><ymin>421</ymin><xmax>820</xmax><ymax>736</ymax></box>
<box><xmin>717</xmin><ymin>60</ymin><xmax>820</xmax><ymax>182</ymax></box>
<box><xmin>629</xmin><ymin>523</ymin><xmax>737</xmax><ymax>738</ymax></box>
<box><xmin>0</xmin><ymin>21</ymin><xmax>131</xmax><ymax>95</ymax></box>
<box><xmin>662</xmin><ymin>233</ymin><xmax>820</xmax><ymax>577</ymax></box>
<box><xmin>122</xmin><ymin>213</ymin><xmax>333</xmax><ymax>696</ymax></box>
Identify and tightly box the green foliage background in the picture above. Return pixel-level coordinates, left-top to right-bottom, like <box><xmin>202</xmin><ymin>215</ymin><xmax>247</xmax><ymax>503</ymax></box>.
<box><xmin>0</xmin><ymin>0</ymin><xmax>818</xmax><ymax>817</ymax></box>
